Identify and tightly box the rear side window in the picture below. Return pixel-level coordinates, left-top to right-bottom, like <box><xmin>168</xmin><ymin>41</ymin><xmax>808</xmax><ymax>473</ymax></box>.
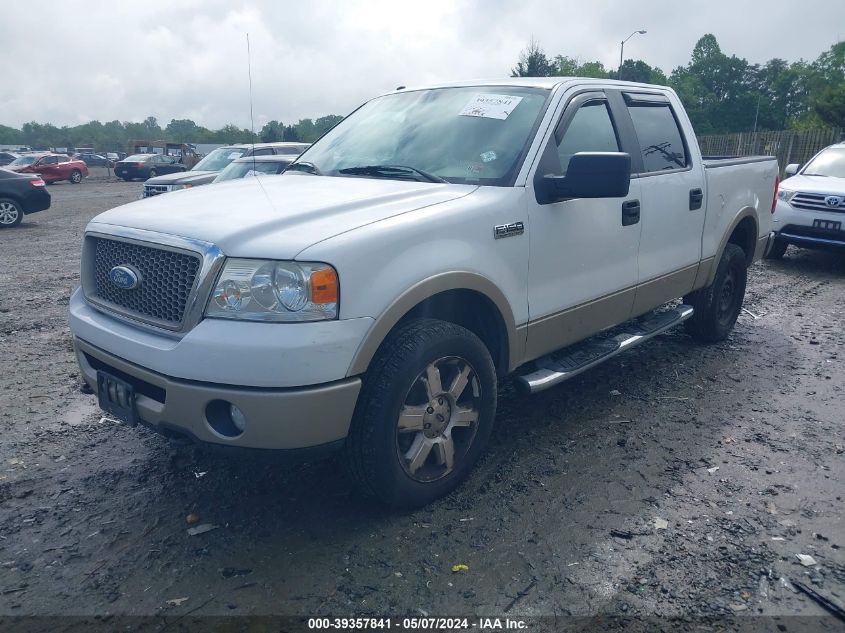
<box><xmin>251</xmin><ymin>148</ymin><xmax>274</xmax><ymax>156</ymax></box>
<box><xmin>556</xmin><ymin>101</ymin><xmax>620</xmax><ymax>175</ymax></box>
<box><xmin>627</xmin><ymin>103</ymin><xmax>688</xmax><ymax>172</ymax></box>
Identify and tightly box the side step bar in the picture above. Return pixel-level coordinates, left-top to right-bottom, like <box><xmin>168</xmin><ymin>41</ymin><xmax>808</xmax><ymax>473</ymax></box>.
<box><xmin>515</xmin><ymin>304</ymin><xmax>694</xmax><ymax>395</ymax></box>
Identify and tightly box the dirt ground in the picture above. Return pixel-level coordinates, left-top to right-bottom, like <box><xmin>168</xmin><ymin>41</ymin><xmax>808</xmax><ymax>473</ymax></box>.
<box><xmin>0</xmin><ymin>180</ymin><xmax>843</xmax><ymax>626</ymax></box>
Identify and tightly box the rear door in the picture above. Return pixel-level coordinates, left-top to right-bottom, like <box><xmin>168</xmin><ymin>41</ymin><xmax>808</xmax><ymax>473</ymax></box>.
<box><xmin>620</xmin><ymin>92</ymin><xmax>705</xmax><ymax>313</ymax></box>
<box><xmin>524</xmin><ymin>90</ymin><xmax>643</xmax><ymax>360</ymax></box>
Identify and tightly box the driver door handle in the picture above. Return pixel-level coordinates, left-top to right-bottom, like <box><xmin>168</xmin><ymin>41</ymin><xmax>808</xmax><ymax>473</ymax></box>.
<box><xmin>622</xmin><ymin>199</ymin><xmax>640</xmax><ymax>226</ymax></box>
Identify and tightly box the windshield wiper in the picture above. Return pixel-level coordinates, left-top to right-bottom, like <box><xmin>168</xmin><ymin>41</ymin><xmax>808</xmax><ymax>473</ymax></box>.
<box><xmin>286</xmin><ymin>161</ymin><xmax>323</xmax><ymax>176</ymax></box>
<box><xmin>338</xmin><ymin>164</ymin><xmax>449</xmax><ymax>183</ymax></box>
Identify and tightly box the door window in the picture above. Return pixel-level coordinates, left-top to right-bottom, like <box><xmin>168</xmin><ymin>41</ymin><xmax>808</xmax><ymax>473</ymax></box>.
<box><xmin>556</xmin><ymin>101</ymin><xmax>620</xmax><ymax>175</ymax></box>
<box><xmin>40</xmin><ymin>156</ymin><xmax>58</xmax><ymax>165</ymax></box>
<box><xmin>627</xmin><ymin>103</ymin><xmax>688</xmax><ymax>172</ymax></box>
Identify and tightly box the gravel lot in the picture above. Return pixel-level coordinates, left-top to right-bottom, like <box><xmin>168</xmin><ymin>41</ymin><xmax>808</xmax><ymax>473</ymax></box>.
<box><xmin>0</xmin><ymin>180</ymin><xmax>843</xmax><ymax>625</ymax></box>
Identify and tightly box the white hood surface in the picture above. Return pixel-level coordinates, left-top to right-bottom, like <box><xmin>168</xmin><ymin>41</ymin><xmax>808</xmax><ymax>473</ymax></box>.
<box><xmin>91</xmin><ymin>175</ymin><xmax>478</xmax><ymax>259</ymax></box>
<box><xmin>781</xmin><ymin>174</ymin><xmax>845</xmax><ymax>195</ymax></box>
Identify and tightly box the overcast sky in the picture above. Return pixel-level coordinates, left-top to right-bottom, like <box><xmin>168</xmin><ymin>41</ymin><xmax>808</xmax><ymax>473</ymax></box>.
<box><xmin>1</xmin><ymin>0</ymin><xmax>842</xmax><ymax>130</ymax></box>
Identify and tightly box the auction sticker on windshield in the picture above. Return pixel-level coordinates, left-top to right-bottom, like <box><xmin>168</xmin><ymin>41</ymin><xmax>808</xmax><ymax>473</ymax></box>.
<box><xmin>459</xmin><ymin>94</ymin><xmax>524</xmax><ymax>120</ymax></box>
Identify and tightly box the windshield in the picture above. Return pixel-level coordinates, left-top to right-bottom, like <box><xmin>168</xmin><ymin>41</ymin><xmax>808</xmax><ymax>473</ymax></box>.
<box><xmin>124</xmin><ymin>154</ymin><xmax>149</xmax><ymax>162</ymax></box>
<box><xmin>802</xmin><ymin>147</ymin><xmax>845</xmax><ymax>178</ymax></box>
<box><xmin>214</xmin><ymin>160</ymin><xmax>290</xmax><ymax>183</ymax></box>
<box><xmin>193</xmin><ymin>147</ymin><xmax>246</xmax><ymax>172</ymax></box>
<box><xmin>290</xmin><ymin>86</ymin><xmax>550</xmax><ymax>185</ymax></box>
<box><xmin>9</xmin><ymin>156</ymin><xmax>38</xmax><ymax>166</ymax></box>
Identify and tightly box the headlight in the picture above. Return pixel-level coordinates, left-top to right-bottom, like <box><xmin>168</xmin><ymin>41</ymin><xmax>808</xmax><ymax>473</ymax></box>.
<box><xmin>170</xmin><ymin>184</ymin><xmax>193</xmax><ymax>191</ymax></box>
<box><xmin>205</xmin><ymin>259</ymin><xmax>338</xmax><ymax>322</ymax></box>
<box><xmin>777</xmin><ymin>188</ymin><xmax>796</xmax><ymax>203</ymax></box>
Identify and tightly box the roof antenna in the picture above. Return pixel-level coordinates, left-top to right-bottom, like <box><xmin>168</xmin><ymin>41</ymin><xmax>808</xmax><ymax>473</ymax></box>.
<box><xmin>246</xmin><ymin>33</ymin><xmax>257</xmax><ymax>174</ymax></box>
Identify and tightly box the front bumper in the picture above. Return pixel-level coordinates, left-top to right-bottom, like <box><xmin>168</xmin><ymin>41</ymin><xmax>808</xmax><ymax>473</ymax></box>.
<box><xmin>75</xmin><ymin>337</ymin><xmax>361</xmax><ymax>450</ymax></box>
<box><xmin>773</xmin><ymin>200</ymin><xmax>845</xmax><ymax>250</ymax></box>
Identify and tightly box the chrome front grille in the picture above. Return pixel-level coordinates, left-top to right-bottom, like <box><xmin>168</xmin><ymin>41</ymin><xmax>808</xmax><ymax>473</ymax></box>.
<box><xmin>143</xmin><ymin>184</ymin><xmax>170</xmax><ymax>197</ymax></box>
<box><xmin>89</xmin><ymin>236</ymin><xmax>201</xmax><ymax>328</ymax></box>
<box><xmin>790</xmin><ymin>192</ymin><xmax>845</xmax><ymax>214</ymax></box>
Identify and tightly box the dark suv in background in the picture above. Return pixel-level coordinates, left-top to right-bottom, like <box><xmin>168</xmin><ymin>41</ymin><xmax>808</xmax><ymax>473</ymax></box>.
<box><xmin>114</xmin><ymin>154</ymin><xmax>186</xmax><ymax>181</ymax></box>
<box><xmin>142</xmin><ymin>142</ymin><xmax>309</xmax><ymax>197</ymax></box>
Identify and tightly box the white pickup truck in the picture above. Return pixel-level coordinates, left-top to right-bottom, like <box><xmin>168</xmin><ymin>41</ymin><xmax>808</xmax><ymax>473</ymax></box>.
<box><xmin>70</xmin><ymin>78</ymin><xmax>778</xmax><ymax>507</ymax></box>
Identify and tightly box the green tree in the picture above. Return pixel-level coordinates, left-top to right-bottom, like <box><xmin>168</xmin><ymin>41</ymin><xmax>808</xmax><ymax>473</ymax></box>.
<box><xmin>260</xmin><ymin>120</ymin><xmax>284</xmax><ymax>142</ymax></box>
<box><xmin>617</xmin><ymin>59</ymin><xmax>667</xmax><ymax>84</ymax></box>
<box><xmin>511</xmin><ymin>39</ymin><xmax>555</xmax><ymax>77</ymax></box>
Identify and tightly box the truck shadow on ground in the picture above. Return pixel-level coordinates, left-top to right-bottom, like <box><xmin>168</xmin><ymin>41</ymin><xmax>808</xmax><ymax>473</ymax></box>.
<box><xmin>68</xmin><ymin>317</ymin><xmax>796</xmax><ymax>612</ymax></box>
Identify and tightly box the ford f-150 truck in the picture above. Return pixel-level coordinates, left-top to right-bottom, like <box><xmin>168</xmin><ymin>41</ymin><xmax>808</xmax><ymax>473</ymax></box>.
<box><xmin>70</xmin><ymin>78</ymin><xmax>778</xmax><ymax>507</ymax></box>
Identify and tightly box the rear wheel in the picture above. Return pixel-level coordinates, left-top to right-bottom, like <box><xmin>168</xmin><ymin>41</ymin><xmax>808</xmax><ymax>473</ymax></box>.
<box><xmin>345</xmin><ymin>318</ymin><xmax>497</xmax><ymax>508</ymax></box>
<box><xmin>765</xmin><ymin>237</ymin><xmax>788</xmax><ymax>260</ymax></box>
<box><xmin>69</xmin><ymin>169</ymin><xmax>82</xmax><ymax>184</ymax></box>
<box><xmin>0</xmin><ymin>198</ymin><xmax>24</xmax><ymax>227</ymax></box>
<box><xmin>148</xmin><ymin>169</ymin><xmax>158</xmax><ymax>178</ymax></box>
<box><xmin>684</xmin><ymin>243</ymin><xmax>747</xmax><ymax>343</ymax></box>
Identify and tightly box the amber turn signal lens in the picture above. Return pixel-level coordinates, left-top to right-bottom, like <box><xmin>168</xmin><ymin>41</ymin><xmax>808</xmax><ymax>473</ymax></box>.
<box><xmin>310</xmin><ymin>268</ymin><xmax>338</xmax><ymax>304</ymax></box>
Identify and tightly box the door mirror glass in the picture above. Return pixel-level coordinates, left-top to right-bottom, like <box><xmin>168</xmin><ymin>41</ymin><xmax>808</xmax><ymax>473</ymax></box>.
<box><xmin>544</xmin><ymin>152</ymin><xmax>631</xmax><ymax>200</ymax></box>
<box><xmin>784</xmin><ymin>163</ymin><xmax>800</xmax><ymax>177</ymax></box>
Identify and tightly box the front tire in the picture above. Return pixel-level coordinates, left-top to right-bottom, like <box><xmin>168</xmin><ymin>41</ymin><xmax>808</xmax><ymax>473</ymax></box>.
<box><xmin>345</xmin><ymin>318</ymin><xmax>497</xmax><ymax>508</ymax></box>
<box><xmin>69</xmin><ymin>169</ymin><xmax>82</xmax><ymax>184</ymax></box>
<box><xmin>765</xmin><ymin>237</ymin><xmax>788</xmax><ymax>260</ymax></box>
<box><xmin>0</xmin><ymin>198</ymin><xmax>23</xmax><ymax>227</ymax></box>
<box><xmin>684</xmin><ymin>243</ymin><xmax>747</xmax><ymax>343</ymax></box>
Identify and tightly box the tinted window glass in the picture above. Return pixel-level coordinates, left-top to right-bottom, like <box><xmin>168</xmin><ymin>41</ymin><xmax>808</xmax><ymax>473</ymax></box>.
<box><xmin>251</xmin><ymin>148</ymin><xmax>275</xmax><ymax>156</ymax></box>
<box><xmin>628</xmin><ymin>104</ymin><xmax>688</xmax><ymax>172</ymax></box>
<box><xmin>556</xmin><ymin>102</ymin><xmax>619</xmax><ymax>175</ymax></box>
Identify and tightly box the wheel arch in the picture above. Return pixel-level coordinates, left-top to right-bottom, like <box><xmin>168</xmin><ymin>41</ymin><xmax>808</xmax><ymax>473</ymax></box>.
<box><xmin>703</xmin><ymin>207</ymin><xmax>758</xmax><ymax>286</ymax></box>
<box><xmin>347</xmin><ymin>272</ymin><xmax>520</xmax><ymax>377</ymax></box>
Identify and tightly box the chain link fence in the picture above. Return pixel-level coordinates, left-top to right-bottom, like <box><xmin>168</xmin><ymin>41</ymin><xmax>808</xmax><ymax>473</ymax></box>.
<box><xmin>696</xmin><ymin>128</ymin><xmax>845</xmax><ymax>176</ymax></box>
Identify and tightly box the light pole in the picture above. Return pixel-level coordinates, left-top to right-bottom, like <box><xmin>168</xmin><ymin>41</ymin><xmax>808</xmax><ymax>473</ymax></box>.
<box><xmin>619</xmin><ymin>30</ymin><xmax>647</xmax><ymax>80</ymax></box>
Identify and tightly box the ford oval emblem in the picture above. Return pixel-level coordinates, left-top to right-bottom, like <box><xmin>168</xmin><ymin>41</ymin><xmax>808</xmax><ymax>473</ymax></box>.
<box><xmin>109</xmin><ymin>265</ymin><xmax>141</xmax><ymax>290</ymax></box>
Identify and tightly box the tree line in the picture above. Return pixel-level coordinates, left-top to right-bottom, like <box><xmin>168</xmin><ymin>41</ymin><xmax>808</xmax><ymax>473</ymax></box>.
<box><xmin>512</xmin><ymin>34</ymin><xmax>845</xmax><ymax>134</ymax></box>
<box><xmin>0</xmin><ymin>114</ymin><xmax>344</xmax><ymax>152</ymax></box>
<box><xmin>2</xmin><ymin>33</ymin><xmax>842</xmax><ymax>151</ymax></box>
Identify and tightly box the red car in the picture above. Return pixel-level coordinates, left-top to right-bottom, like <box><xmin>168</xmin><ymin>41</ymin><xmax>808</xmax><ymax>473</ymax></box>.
<box><xmin>6</xmin><ymin>153</ymin><xmax>89</xmax><ymax>184</ymax></box>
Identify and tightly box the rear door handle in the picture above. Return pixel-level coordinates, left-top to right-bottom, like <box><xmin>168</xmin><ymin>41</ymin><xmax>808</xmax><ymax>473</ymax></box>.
<box><xmin>622</xmin><ymin>199</ymin><xmax>640</xmax><ymax>226</ymax></box>
<box><xmin>690</xmin><ymin>188</ymin><xmax>704</xmax><ymax>210</ymax></box>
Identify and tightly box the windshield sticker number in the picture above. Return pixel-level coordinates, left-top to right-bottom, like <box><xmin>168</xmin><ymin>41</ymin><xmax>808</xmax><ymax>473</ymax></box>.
<box><xmin>459</xmin><ymin>94</ymin><xmax>524</xmax><ymax>120</ymax></box>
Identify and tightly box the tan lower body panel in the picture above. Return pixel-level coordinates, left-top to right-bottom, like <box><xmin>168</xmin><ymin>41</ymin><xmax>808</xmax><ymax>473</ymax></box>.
<box><xmin>631</xmin><ymin>264</ymin><xmax>698</xmax><ymax>316</ymax></box>
<box><xmin>74</xmin><ymin>337</ymin><xmax>361</xmax><ymax>450</ymax></box>
<box><xmin>523</xmin><ymin>265</ymin><xmax>699</xmax><ymax>364</ymax></box>
<box><xmin>523</xmin><ymin>287</ymin><xmax>636</xmax><ymax>363</ymax></box>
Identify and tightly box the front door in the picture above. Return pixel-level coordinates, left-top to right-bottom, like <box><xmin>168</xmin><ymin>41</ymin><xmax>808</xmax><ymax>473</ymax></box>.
<box><xmin>525</xmin><ymin>91</ymin><xmax>642</xmax><ymax>361</ymax></box>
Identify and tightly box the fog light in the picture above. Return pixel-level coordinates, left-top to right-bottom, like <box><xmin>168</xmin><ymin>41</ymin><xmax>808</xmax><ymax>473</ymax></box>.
<box><xmin>230</xmin><ymin>404</ymin><xmax>246</xmax><ymax>432</ymax></box>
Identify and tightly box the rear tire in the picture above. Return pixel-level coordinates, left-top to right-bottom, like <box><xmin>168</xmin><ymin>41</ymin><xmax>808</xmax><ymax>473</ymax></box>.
<box><xmin>0</xmin><ymin>198</ymin><xmax>23</xmax><ymax>227</ymax></box>
<box><xmin>684</xmin><ymin>243</ymin><xmax>747</xmax><ymax>343</ymax></box>
<box><xmin>765</xmin><ymin>237</ymin><xmax>788</xmax><ymax>260</ymax></box>
<box><xmin>148</xmin><ymin>169</ymin><xmax>157</xmax><ymax>178</ymax></box>
<box><xmin>345</xmin><ymin>318</ymin><xmax>497</xmax><ymax>508</ymax></box>
<box><xmin>69</xmin><ymin>169</ymin><xmax>82</xmax><ymax>184</ymax></box>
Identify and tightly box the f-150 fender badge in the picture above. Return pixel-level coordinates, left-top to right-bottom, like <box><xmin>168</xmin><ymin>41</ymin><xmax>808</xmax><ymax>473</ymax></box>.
<box><xmin>494</xmin><ymin>221</ymin><xmax>524</xmax><ymax>239</ymax></box>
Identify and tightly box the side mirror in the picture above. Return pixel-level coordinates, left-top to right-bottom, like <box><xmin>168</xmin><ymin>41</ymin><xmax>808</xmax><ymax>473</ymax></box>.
<box><xmin>784</xmin><ymin>163</ymin><xmax>800</xmax><ymax>177</ymax></box>
<box><xmin>542</xmin><ymin>152</ymin><xmax>631</xmax><ymax>202</ymax></box>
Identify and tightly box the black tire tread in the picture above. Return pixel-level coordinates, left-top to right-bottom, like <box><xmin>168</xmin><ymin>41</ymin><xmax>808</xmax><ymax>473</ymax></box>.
<box><xmin>344</xmin><ymin>318</ymin><xmax>495</xmax><ymax>505</ymax></box>
<box><xmin>684</xmin><ymin>243</ymin><xmax>747</xmax><ymax>343</ymax></box>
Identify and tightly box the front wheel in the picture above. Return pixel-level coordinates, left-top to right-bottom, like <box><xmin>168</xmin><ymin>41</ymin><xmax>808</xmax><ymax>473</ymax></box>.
<box><xmin>69</xmin><ymin>169</ymin><xmax>82</xmax><ymax>184</ymax></box>
<box><xmin>684</xmin><ymin>243</ymin><xmax>747</xmax><ymax>343</ymax></box>
<box><xmin>345</xmin><ymin>318</ymin><xmax>497</xmax><ymax>508</ymax></box>
<box><xmin>0</xmin><ymin>198</ymin><xmax>23</xmax><ymax>227</ymax></box>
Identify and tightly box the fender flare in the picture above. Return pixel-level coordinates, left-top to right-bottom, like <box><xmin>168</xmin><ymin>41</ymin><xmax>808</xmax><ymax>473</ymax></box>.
<box><xmin>347</xmin><ymin>272</ymin><xmax>521</xmax><ymax>376</ymax></box>
<box><xmin>699</xmin><ymin>206</ymin><xmax>759</xmax><ymax>288</ymax></box>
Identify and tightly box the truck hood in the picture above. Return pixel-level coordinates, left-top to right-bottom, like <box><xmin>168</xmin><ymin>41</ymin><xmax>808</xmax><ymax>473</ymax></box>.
<box><xmin>781</xmin><ymin>174</ymin><xmax>845</xmax><ymax>194</ymax></box>
<box><xmin>90</xmin><ymin>175</ymin><xmax>478</xmax><ymax>259</ymax></box>
<box><xmin>144</xmin><ymin>171</ymin><xmax>216</xmax><ymax>185</ymax></box>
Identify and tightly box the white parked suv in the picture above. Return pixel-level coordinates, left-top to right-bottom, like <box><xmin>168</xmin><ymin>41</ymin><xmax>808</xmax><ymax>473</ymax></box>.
<box><xmin>70</xmin><ymin>78</ymin><xmax>778</xmax><ymax>507</ymax></box>
<box><xmin>769</xmin><ymin>142</ymin><xmax>845</xmax><ymax>258</ymax></box>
